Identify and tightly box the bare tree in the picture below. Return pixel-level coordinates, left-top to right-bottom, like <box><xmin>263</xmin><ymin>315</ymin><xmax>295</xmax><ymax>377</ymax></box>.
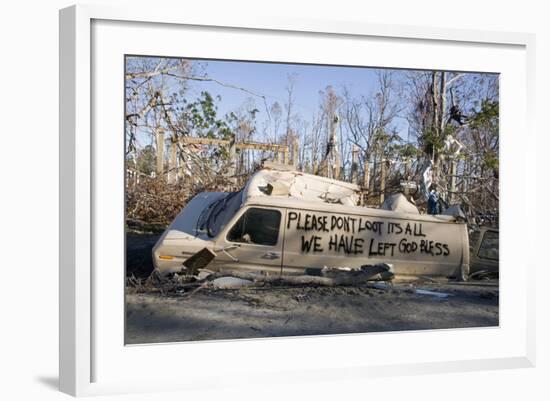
<box><xmin>283</xmin><ymin>73</ymin><xmax>298</xmax><ymax>149</ymax></box>
<box><xmin>342</xmin><ymin>71</ymin><xmax>402</xmax><ymax>197</ymax></box>
<box><xmin>269</xmin><ymin>101</ymin><xmax>283</xmax><ymax>144</ymax></box>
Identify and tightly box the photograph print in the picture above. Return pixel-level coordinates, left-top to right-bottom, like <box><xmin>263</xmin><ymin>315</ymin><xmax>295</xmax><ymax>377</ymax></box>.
<box><xmin>124</xmin><ymin>56</ymin><xmax>499</xmax><ymax>344</ymax></box>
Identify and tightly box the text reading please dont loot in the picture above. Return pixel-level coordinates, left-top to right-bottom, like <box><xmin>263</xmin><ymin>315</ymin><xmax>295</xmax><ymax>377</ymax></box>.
<box><xmin>286</xmin><ymin>211</ymin><xmax>450</xmax><ymax>257</ymax></box>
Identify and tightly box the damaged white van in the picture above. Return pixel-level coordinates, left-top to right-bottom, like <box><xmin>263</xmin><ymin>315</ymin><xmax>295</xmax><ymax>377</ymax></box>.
<box><xmin>152</xmin><ymin>166</ymin><xmax>470</xmax><ymax>280</ymax></box>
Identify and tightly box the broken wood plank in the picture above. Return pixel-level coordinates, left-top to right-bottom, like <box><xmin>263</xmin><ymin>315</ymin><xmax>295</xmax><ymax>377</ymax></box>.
<box><xmin>262</xmin><ymin>161</ymin><xmax>296</xmax><ymax>171</ymax></box>
<box><xmin>182</xmin><ymin>248</ymin><xmax>217</xmax><ymax>274</ymax></box>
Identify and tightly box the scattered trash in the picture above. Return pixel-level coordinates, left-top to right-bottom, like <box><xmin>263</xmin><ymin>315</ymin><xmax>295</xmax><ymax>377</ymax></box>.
<box><xmin>196</xmin><ymin>269</ymin><xmax>214</xmax><ymax>280</ymax></box>
<box><xmin>415</xmin><ymin>289</ymin><xmax>451</xmax><ymax>298</ymax></box>
<box><xmin>360</xmin><ymin>263</ymin><xmax>395</xmax><ymax>281</ymax></box>
<box><xmin>211</xmin><ymin>277</ymin><xmax>254</xmax><ymax>289</ymax></box>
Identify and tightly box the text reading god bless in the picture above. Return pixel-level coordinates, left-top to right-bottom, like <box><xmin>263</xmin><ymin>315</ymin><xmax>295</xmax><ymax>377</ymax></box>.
<box><xmin>287</xmin><ymin>211</ymin><xmax>451</xmax><ymax>257</ymax></box>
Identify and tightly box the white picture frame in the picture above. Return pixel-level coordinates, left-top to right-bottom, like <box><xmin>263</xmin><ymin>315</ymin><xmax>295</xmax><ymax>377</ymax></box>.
<box><xmin>59</xmin><ymin>4</ymin><xmax>536</xmax><ymax>397</ymax></box>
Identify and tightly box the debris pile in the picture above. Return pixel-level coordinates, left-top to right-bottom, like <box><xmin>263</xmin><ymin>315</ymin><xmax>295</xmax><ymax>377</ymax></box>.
<box><xmin>129</xmin><ymin>263</ymin><xmax>395</xmax><ymax>297</ymax></box>
<box><xmin>126</xmin><ymin>175</ymin><xmax>235</xmax><ymax>228</ymax></box>
<box><xmin>246</xmin><ymin>168</ymin><xmax>361</xmax><ymax>206</ymax></box>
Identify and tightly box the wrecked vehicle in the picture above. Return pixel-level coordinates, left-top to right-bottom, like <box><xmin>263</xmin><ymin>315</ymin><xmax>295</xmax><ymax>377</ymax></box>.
<box><xmin>469</xmin><ymin>226</ymin><xmax>499</xmax><ymax>276</ymax></box>
<box><xmin>152</xmin><ymin>166</ymin><xmax>471</xmax><ymax>280</ymax></box>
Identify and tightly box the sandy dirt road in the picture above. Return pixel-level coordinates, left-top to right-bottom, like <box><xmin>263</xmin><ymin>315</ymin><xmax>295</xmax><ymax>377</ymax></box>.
<box><xmin>125</xmin><ymin>281</ymin><xmax>498</xmax><ymax>344</ymax></box>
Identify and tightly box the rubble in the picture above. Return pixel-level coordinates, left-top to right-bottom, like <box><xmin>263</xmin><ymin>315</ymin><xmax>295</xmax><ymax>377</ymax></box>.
<box><xmin>245</xmin><ymin>168</ymin><xmax>361</xmax><ymax>206</ymax></box>
<box><xmin>141</xmin><ymin>261</ymin><xmax>395</xmax><ymax>296</ymax></box>
<box><xmin>380</xmin><ymin>193</ymin><xmax>419</xmax><ymax>214</ymax></box>
<box><xmin>211</xmin><ymin>277</ymin><xmax>254</xmax><ymax>289</ymax></box>
<box><xmin>415</xmin><ymin>289</ymin><xmax>452</xmax><ymax>299</ymax></box>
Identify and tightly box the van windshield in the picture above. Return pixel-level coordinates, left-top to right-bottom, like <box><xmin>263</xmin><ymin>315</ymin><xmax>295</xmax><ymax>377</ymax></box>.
<box><xmin>197</xmin><ymin>190</ymin><xmax>242</xmax><ymax>238</ymax></box>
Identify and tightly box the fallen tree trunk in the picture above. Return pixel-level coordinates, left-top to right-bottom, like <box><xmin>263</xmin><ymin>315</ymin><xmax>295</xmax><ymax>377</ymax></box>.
<box><xmin>202</xmin><ymin>264</ymin><xmax>393</xmax><ymax>287</ymax></box>
<box><xmin>142</xmin><ymin>262</ymin><xmax>394</xmax><ymax>293</ymax></box>
<box><xmin>211</xmin><ymin>270</ymin><xmax>335</xmax><ymax>286</ymax></box>
<box><xmin>321</xmin><ymin>264</ymin><xmax>394</xmax><ymax>285</ymax></box>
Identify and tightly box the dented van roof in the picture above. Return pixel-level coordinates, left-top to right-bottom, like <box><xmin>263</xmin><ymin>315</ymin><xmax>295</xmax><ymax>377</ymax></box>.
<box><xmin>240</xmin><ymin>168</ymin><xmax>457</xmax><ymax>224</ymax></box>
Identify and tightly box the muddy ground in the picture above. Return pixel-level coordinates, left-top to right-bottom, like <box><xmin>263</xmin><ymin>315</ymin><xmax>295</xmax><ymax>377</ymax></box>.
<box><xmin>125</xmin><ymin>233</ymin><xmax>499</xmax><ymax>344</ymax></box>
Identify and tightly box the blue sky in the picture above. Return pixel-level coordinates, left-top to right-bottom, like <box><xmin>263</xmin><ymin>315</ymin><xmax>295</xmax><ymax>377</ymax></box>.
<box><xmin>186</xmin><ymin>59</ymin><xmax>383</xmax><ymax>116</ymax></box>
<box><xmin>166</xmin><ymin>58</ymin><xmax>425</xmax><ymax>154</ymax></box>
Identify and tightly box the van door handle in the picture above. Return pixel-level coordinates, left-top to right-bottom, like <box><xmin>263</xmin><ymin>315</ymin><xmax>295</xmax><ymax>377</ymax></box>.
<box><xmin>261</xmin><ymin>252</ymin><xmax>280</xmax><ymax>260</ymax></box>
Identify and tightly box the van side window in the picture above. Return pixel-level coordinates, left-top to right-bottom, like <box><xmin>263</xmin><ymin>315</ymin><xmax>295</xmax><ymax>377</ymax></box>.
<box><xmin>227</xmin><ymin>208</ymin><xmax>281</xmax><ymax>246</ymax></box>
<box><xmin>478</xmin><ymin>230</ymin><xmax>499</xmax><ymax>260</ymax></box>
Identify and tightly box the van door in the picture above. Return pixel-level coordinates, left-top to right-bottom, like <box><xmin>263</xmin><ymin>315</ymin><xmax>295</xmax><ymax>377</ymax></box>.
<box><xmin>214</xmin><ymin>206</ymin><xmax>285</xmax><ymax>275</ymax></box>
